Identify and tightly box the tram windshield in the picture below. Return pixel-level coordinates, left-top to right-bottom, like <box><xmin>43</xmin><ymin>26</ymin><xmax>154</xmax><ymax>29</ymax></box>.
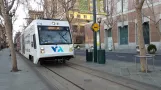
<box><xmin>38</xmin><ymin>26</ymin><xmax>72</xmax><ymax>45</ymax></box>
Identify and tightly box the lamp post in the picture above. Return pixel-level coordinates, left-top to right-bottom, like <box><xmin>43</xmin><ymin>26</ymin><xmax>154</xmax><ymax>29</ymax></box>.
<box><xmin>97</xmin><ymin>17</ymin><xmax>106</xmax><ymax>64</ymax></box>
<box><xmin>97</xmin><ymin>17</ymin><xmax>102</xmax><ymax>49</ymax></box>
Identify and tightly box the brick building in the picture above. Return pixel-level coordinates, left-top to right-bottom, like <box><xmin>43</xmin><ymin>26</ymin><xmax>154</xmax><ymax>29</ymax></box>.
<box><xmin>0</xmin><ymin>25</ymin><xmax>7</xmax><ymax>48</ymax></box>
<box><xmin>85</xmin><ymin>0</ymin><xmax>161</xmax><ymax>50</ymax></box>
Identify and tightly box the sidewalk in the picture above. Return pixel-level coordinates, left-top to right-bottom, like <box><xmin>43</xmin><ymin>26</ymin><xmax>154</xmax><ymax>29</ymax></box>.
<box><xmin>69</xmin><ymin>55</ymin><xmax>161</xmax><ymax>88</ymax></box>
<box><xmin>106</xmin><ymin>49</ymin><xmax>161</xmax><ymax>55</ymax></box>
<box><xmin>76</xmin><ymin>48</ymin><xmax>161</xmax><ymax>55</ymax></box>
<box><xmin>0</xmin><ymin>49</ymin><xmax>52</xmax><ymax>90</ymax></box>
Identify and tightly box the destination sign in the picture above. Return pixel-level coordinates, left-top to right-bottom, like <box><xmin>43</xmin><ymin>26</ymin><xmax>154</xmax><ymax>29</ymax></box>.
<box><xmin>48</xmin><ymin>26</ymin><xmax>60</xmax><ymax>30</ymax></box>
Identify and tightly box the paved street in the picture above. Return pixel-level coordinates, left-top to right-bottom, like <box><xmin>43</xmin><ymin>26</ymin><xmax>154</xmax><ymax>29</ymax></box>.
<box><xmin>75</xmin><ymin>50</ymin><xmax>161</xmax><ymax>66</ymax></box>
<box><xmin>69</xmin><ymin>55</ymin><xmax>161</xmax><ymax>88</ymax></box>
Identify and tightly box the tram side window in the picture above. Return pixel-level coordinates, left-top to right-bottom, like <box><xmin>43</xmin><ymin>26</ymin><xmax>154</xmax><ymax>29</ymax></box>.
<box><xmin>33</xmin><ymin>34</ymin><xmax>37</xmax><ymax>49</ymax></box>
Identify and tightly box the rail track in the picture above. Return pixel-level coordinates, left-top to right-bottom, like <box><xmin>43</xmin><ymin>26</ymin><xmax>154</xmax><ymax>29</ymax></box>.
<box><xmin>43</xmin><ymin>64</ymin><xmax>84</xmax><ymax>90</ymax></box>
<box><xmin>43</xmin><ymin>62</ymin><xmax>134</xmax><ymax>90</ymax></box>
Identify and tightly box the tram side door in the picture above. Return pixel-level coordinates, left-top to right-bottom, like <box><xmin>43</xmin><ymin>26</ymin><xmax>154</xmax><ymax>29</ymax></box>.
<box><xmin>30</xmin><ymin>34</ymin><xmax>37</xmax><ymax>58</ymax></box>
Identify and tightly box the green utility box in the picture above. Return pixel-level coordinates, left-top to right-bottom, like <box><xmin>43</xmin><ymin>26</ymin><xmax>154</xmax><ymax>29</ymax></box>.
<box><xmin>98</xmin><ymin>49</ymin><xmax>106</xmax><ymax>64</ymax></box>
<box><xmin>86</xmin><ymin>49</ymin><xmax>93</xmax><ymax>62</ymax></box>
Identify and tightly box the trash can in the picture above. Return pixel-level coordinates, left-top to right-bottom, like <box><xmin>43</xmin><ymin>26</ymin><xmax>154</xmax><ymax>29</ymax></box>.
<box><xmin>86</xmin><ymin>49</ymin><xmax>93</xmax><ymax>62</ymax></box>
<box><xmin>98</xmin><ymin>49</ymin><xmax>106</xmax><ymax>64</ymax></box>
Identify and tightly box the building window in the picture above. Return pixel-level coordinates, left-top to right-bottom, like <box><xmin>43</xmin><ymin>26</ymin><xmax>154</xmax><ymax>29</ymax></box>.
<box><xmin>84</xmin><ymin>15</ymin><xmax>87</xmax><ymax>19</ymax></box>
<box><xmin>136</xmin><ymin>22</ymin><xmax>150</xmax><ymax>45</ymax></box>
<box><xmin>117</xmin><ymin>0</ymin><xmax>128</xmax><ymax>13</ymax></box>
<box><xmin>143</xmin><ymin>22</ymin><xmax>150</xmax><ymax>44</ymax></box>
<box><xmin>119</xmin><ymin>25</ymin><xmax>128</xmax><ymax>45</ymax></box>
<box><xmin>90</xmin><ymin>16</ymin><xmax>93</xmax><ymax>19</ymax></box>
<box><xmin>99</xmin><ymin>0</ymin><xmax>104</xmax><ymax>13</ymax></box>
<box><xmin>77</xmin><ymin>15</ymin><xmax>80</xmax><ymax>18</ymax></box>
<box><xmin>107</xmin><ymin>28</ymin><xmax>112</xmax><ymax>37</ymax></box>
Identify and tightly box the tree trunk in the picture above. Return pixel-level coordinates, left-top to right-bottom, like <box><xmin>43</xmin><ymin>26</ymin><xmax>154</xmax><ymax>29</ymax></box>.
<box><xmin>69</xmin><ymin>23</ymin><xmax>75</xmax><ymax>46</ymax></box>
<box><xmin>4</xmin><ymin>15</ymin><xmax>19</xmax><ymax>72</ymax></box>
<box><xmin>111</xmin><ymin>29</ymin><xmax>115</xmax><ymax>50</ymax></box>
<box><xmin>136</xmin><ymin>9</ymin><xmax>147</xmax><ymax>72</ymax></box>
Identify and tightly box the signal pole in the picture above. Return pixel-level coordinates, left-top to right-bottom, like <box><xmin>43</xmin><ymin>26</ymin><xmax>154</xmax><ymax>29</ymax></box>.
<box><xmin>93</xmin><ymin>0</ymin><xmax>97</xmax><ymax>63</ymax></box>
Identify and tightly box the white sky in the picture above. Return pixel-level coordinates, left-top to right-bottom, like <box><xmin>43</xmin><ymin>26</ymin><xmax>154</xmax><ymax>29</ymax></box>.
<box><xmin>13</xmin><ymin>0</ymin><xmax>43</xmax><ymax>37</ymax></box>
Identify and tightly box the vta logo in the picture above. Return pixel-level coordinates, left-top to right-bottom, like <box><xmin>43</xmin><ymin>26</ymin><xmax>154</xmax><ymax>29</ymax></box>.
<box><xmin>51</xmin><ymin>46</ymin><xmax>64</xmax><ymax>52</ymax></box>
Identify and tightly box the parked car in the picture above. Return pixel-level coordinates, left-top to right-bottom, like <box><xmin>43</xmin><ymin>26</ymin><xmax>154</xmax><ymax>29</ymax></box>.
<box><xmin>74</xmin><ymin>45</ymin><xmax>80</xmax><ymax>50</ymax></box>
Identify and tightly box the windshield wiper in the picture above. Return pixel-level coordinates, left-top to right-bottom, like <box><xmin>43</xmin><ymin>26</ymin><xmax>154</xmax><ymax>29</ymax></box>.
<box><xmin>58</xmin><ymin>32</ymin><xmax>69</xmax><ymax>43</ymax></box>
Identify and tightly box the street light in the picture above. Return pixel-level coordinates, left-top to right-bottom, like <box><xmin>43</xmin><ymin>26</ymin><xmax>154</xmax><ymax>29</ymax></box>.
<box><xmin>97</xmin><ymin>17</ymin><xmax>102</xmax><ymax>49</ymax></box>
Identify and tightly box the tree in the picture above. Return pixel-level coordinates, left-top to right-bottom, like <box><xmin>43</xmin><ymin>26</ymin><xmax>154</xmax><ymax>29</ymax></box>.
<box><xmin>135</xmin><ymin>0</ymin><xmax>147</xmax><ymax>72</ymax></box>
<box><xmin>0</xmin><ymin>19</ymin><xmax>7</xmax><ymax>47</ymax></box>
<box><xmin>58</xmin><ymin>0</ymin><xmax>76</xmax><ymax>24</ymax></box>
<box><xmin>103</xmin><ymin>0</ymin><xmax>121</xmax><ymax>50</ymax></box>
<box><xmin>0</xmin><ymin>0</ymin><xmax>20</xmax><ymax>72</ymax></box>
<box><xmin>43</xmin><ymin>0</ymin><xmax>58</xmax><ymax>18</ymax></box>
<box><xmin>142</xmin><ymin>0</ymin><xmax>161</xmax><ymax>42</ymax></box>
<box><xmin>58</xmin><ymin>0</ymin><xmax>76</xmax><ymax>44</ymax></box>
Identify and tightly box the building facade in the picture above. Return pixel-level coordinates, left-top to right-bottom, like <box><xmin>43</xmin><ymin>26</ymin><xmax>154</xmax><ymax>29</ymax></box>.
<box><xmin>85</xmin><ymin>0</ymin><xmax>161</xmax><ymax>50</ymax></box>
<box><xmin>44</xmin><ymin>0</ymin><xmax>105</xmax><ymax>44</ymax></box>
<box><xmin>70</xmin><ymin>0</ymin><xmax>106</xmax><ymax>44</ymax></box>
<box><xmin>27</xmin><ymin>10</ymin><xmax>44</xmax><ymax>25</ymax></box>
<box><xmin>0</xmin><ymin>25</ymin><xmax>7</xmax><ymax>48</ymax></box>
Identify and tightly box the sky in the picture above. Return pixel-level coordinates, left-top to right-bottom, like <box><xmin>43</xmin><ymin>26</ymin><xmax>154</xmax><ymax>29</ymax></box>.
<box><xmin>13</xmin><ymin>0</ymin><xmax>43</xmax><ymax>37</ymax></box>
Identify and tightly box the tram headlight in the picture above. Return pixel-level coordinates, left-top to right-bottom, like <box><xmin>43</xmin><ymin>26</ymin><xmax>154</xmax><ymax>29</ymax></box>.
<box><xmin>40</xmin><ymin>47</ymin><xmax>45</xmax><ymax>53</ymax></box>
<box><xmin>69</xmin><ymin>47</ymin><xmax>73</xmax><ymax>52</ymax></box>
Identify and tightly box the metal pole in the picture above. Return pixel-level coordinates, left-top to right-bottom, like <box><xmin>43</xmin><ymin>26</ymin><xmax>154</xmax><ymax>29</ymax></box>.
<box><xmin>99</xmin><ymin>22</ymin><xmax>101</xmax><ymax>49</ymax></box>
<box><xmin>93</xmin><ymin>0</ymin><xmax>97</xmax><ymax>63</ymax></box>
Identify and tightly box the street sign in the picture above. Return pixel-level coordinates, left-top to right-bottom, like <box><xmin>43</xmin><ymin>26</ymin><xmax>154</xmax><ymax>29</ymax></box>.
<box><xmin>92</xmin><ymin>23</ymin><xmax>99</xmax><ymax>32</ymax></box>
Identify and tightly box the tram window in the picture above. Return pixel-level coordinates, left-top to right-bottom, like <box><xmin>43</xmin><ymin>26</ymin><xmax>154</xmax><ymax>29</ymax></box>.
<box><xmin>33</xmin><ymin>34</ymin><xmax>37</xmax><ymax>49</ymax></box>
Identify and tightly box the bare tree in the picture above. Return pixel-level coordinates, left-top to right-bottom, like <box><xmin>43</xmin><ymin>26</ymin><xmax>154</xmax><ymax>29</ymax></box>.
<box><xmin>43</xmin><ymin>0</ymin><xmax>58</xmax><ymax>18</ymax></box>
<box><xmin>142</xmin><ymin>0</ymin><xmax>161</xmax><ymax>41</ymax></box>
<box><xmin>135</xmin><ymin>0</ymin><xmax>147</xmax><ymax>72</ymax></box>
<box><xmin>0</xmin><ymin>0</ymin><xmax>20</xmax><ymax>72</ymax></box>
<box><xmin>58</xmin><ymin>0</ymin><xmax>76</xmax><ymax>24</ymax></box>
<box><xmin>103</xmin><ymin>0</ymin><xmax>121</xmax><ymax>50</ymax></box>
<box><xmin>57</xmin><ymin>0</ymin><xmax>76</xmax><ymax>44</ymax></box>
<box><xmin>0</xmin><ymin>19</ymin><xmax>7</xmax><ymax>47</ymax></box>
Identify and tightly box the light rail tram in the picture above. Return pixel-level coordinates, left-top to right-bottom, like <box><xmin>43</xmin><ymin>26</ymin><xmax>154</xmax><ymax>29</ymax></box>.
<box><xmin>16</xmin><ymin>19</ymin><xmax>74</xmax><ymax>65</ymax></box>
